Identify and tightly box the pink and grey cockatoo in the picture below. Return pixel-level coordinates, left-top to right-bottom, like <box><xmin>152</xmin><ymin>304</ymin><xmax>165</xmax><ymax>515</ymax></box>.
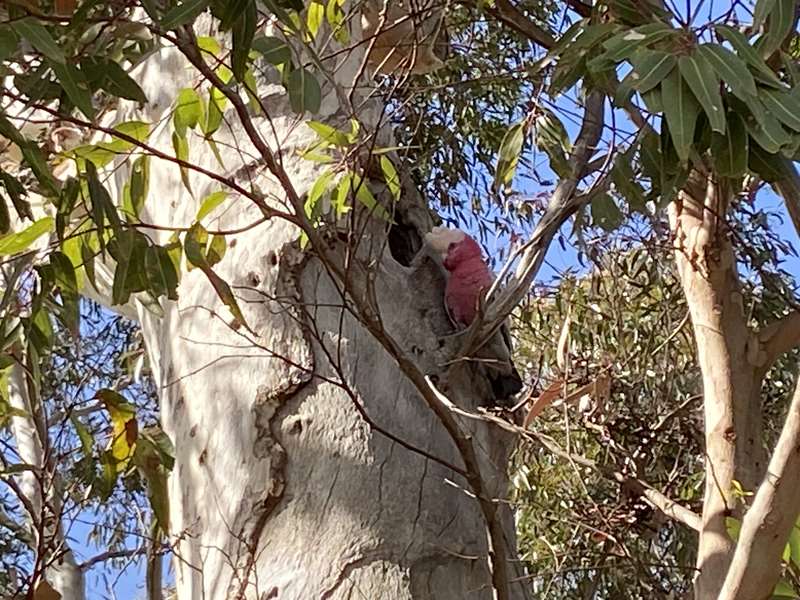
<box><xmin>424</xmin><ymin>226</ymin><xmax>523</xmax><ymax>402</ymax></box>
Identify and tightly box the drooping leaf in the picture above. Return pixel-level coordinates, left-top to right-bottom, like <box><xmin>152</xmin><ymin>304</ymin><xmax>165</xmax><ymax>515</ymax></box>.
<box><xmin>231</xmin><ymin>1</ymin><xmax>257</xmax><ymax>81</ymax></box>
<box><xmin>380</xmin><ymin>157</ymin><xmax>402</xmax><ymax>201</ymax></box>
<box><xmin>749</xmin><ymin>142</ymin><xmax>790</xmax><ymax>181</ymax></box>
<box><xmin>661</xmin><ymin>68</ymin><xmax>701</xmax><ymax>162</ymax></box>
<box><xmin>494</xmin><ymin>121</ymin><xmax>526</xmax><ymax>191</ymax></box>
<box><xmin>15</xmin><ymin>18</ymin><xmax>65</xmax><ymax>64</ymax></box>
<box><xmin>50</xmin><ymin>251</ymin><xmax>79</xmax><ymax>335</ymax></box>
<box><xmin>0</xmin><ymin>26</ymin><xmax>18</xmax><ymax>62</ymax></box>
<box><xmin>144</xmin><ymin>245</ymin><xmax>179</xmax><ymax>301</ymax></box>
<box><xmin>128</xmin><ymin>156</ymin><xmax>150</xmax><ymax>219</ymax></box>
<box><xmin>96</xmin><ymin>59</ymin><xmax>148</xmax><ymax>103</ymax></box>
<box><xmin>287</xmin><ymin>68</ymin><xmax>322</xmax><ymax>114</ymax></box>
<box><xmin>679</xmin><ymin>54</ymin><xmax>725</xmax><ymax>134</ymax></box>
<box><xmin>758</xmin><ymin>0</ymin><xmax>795</xmax><ymax>58</ymax></box>
<box><xmin>173</xmin><ymin>88</ymin><xmax>204</xmax><ymax>136</ymax></box>
<box><xmin>711</xmin><ymin>112</ymin><xmax>748</xmax><ymax>177</ymax></box>
<box><xmin>172</xmin><ymin>132</ymin><xmax>192</xmax><ymax>194</ymax></box>
<box><xmin>185</xmin><ymin>224</ymin><xmax>250</xmax><ymax>329</ymax></box>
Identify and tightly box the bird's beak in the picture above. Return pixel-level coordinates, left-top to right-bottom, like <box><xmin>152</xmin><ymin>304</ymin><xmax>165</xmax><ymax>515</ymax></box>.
<box><xmin>425</xmin><ymin>229</ymin><xmax>450</xmax><ymax>257</ymax></box>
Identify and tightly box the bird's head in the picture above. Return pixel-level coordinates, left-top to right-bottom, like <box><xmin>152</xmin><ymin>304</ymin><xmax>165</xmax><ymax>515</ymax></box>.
<box><xmin>424</xmin><ymin>227</ymin><xmax>482</xmax><ymax>271</ymax></box>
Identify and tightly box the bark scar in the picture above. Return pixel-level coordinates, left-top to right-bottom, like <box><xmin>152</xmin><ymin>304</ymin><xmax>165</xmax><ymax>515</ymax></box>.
<box><xmin>228</xmin><ymin>241</ymin><xmax>316</xmax><ymax>600</ymax></box>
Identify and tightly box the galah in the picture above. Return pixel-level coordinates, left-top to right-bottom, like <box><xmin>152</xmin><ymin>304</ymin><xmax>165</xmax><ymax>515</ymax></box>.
<box><xmin>424</xmin><ymin>226</ymin><xmax>523</xmax><ymax>402</ymax></box>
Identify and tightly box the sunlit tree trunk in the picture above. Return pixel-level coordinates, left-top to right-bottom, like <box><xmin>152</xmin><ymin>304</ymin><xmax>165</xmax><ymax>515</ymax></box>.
<box><xmin>89</xmin><ymin>17</ymin><xmax>530</xmax><ymax>600</ymax></box>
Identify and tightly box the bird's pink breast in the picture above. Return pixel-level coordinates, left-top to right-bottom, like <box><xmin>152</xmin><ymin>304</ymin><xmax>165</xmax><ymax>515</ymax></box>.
<box><xmin>445</xmin><ymin>258</ymin><xmax>493</xmax><ymax>326</ymax></box>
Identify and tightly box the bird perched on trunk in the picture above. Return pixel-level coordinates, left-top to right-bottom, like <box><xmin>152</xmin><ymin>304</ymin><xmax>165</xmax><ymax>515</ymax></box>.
<box><xmin>424</xmin><ymin>226</ymin><xmax>523</xmax><ymax>403</ymax></box>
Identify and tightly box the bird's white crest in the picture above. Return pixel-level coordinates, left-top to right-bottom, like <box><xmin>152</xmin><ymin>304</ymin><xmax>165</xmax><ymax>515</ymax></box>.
<box><xmin>424</xmin><ymin>226</ymin><xmax>466</xmax><ymax>257</ymax></box>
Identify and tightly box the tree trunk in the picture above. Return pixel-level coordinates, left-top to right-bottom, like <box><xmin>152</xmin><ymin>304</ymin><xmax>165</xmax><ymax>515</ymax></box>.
<box><xmin>669</xmin><ymin>171</ymin><xmax>766</xmax><ymax>599</ymax></box>
<box><xmin>102</xmin><ymin>24</ymin><xmax>528</xmax><ymax>600</ymax></box>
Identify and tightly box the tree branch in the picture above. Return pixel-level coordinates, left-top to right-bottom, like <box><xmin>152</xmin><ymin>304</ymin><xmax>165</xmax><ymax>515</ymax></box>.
<box><xmin>772</xmin><ymin>159</ymin><xmax>800</xmax><ymax>255</ymax></box>
<box><xmin>461</xmin><ymin>0</ymin><xmax>556</xmax><ymax>49</ymax></box>
<box><xmin>756</xmin><ymin>311</ymin><xmax>800</xmax><ymax>378</ymax></box>
<box><xmin>78</xmin><ymin>547</ymin><xmax>146</xmax><ymax>571</ymax></box>
<box><xmin>718</xmin><ymin>374</ymin><xmax>800</xmax><ymax>599</ymax></box>
<box><xmin>472</xmin><ymin>90</ymin><xmax>606</xmax><ymax>350</ymax></box>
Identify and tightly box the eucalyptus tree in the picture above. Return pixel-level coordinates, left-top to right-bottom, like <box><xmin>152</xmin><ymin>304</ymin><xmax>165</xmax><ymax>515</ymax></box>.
<box><xmin>0</xmin><ymin>2</ymin><xmax>799</xmax><ymax>600</ymax></box>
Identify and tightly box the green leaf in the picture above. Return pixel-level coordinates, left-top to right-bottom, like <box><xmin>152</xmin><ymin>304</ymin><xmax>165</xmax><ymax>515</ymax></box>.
<box><xmin>350</xmin><ymin>175</ymin><xmax>393</xmax><ymax>222</ymax></box>
<box><xmin>773</xmin><ymin>580</ymin><xmax>800</xmax><ymax>599</ymax></box>
<box><xmin>145</xmin><ymin>245</ymin><xmax>179</xmax><ymax>301</ymax></box>
<box><xmin>161</xmin><ymin>0</ymin><xmax>210</xmax><ymax>29</ymax></box>
<box><xmin>220</xmin><ymin>0</ymin><xmax>252</xmax><ymax>29</ymax></box>
<box><xmin>306</xmin><ymin>170</ymin><xmax>334</xmax><ymax>218</ymax></box>
<box><xmin>173</xmin><ymin>88</ymin><xmax>204</xmax><ymax>136</ymax></box>
<box><xmin>788</xmin><ymin>524</ymin><xmax>800</xmax><ymax>568</ymax></box>
<box><xmin>185</xmin><ymin>224</ymin><xmax>250</xmax><ymax>329</ymax></box>
<box><xmin>591</xmin><ymin>193</ymin><xmax>623</xmax><ymax>231</ymax></box>
<box><xmin>287</xmin><ymin>68</ymin><xmax>321</xmax><ymax>114</ymax></box>
<box><xmin>0</xmin><ymin>26</ymin><xmax>18</xmax><ymax>62</ymax></box>
<box><xmin>0</xmin><ymin>217</ymin><xmax>54</xmax><ymax>256</ymax></box>
<box><xmin>71</xmin><ymin>415</ymin><xmax>94</xmax><ymax>457</ymax></box>
<box><xmin>759</xmin><ymin>0</ymin><xmax>795</xmax><ymax>58</ymax></box>
<box><xmin>494</xmin><ymin>121</ymin><xmax>526</xmax><ymax>191</ymax></box>
<box><xmin>697</xmin><ymin>44</ymin><xmax>758</xmax><ymax>100</ymax></box>
<box><xmin>679</xmin><ymin>54</ymin><xmax>725</xmax><ymax>134</ymax></box>
<box><xmin>627</xmin><ymin>50</ymin><xmax>676</xmax><ymax>94</ymax></box>
<box><xmin>715</xmin><ymin>25</ymin><xmax>784</xmax><ymax>87</ymax></box>
<box><xmin>231</xmin><ymin>1</ymin><xmax>257</xmax><ymax>81</ymax></box>
<box><xmin>196</xmin><ymin>191</ymin><xmax>228</xmax><ymax>222</ymax></box>
<box><xmin>171</xmin><ymin>132</ymin><xmax>192</xmax><ymax>194</ymax></box>
<box><xmin>307</xmin><ymin>121</ymin><xmax>349</xmax><ymax>146</ymax></box>
<box><xmin>725</xmin><ymin>516</ymin><xmax>741</xmax><ymax>541</ymax></box>
<box><xmin>252</xmin><ymin>36</ymin><xmax>292</xmax><ymax>65</ymax></box>
<box><xmin>203</xmin><ymin>90</ymin><xmax>226</xmax><ymax>136</ymax></box>
<box><xmin>50</xmin><ymin>251</ymin><xmax>79</xmax><ymax>335</ymax></box>
<box><xmin>307</xmin><ymin>1</ymin><xmax>325</xmax><ymax>37</ymax></box>
<box><xmin>661</xmin><ymin>67</ymin><xmax>701</xmax><ymax>162</ymax></box>
<box><xmin>206</xmin><ymin>234</ymin><xmax>226</xmax><ymax>267</ymax></box>
<box><xmin>128</xmin><ymin>156</ymin><xmax>149</xmax><ymax>219</ymax></box>
<box><xmin>748</xmin><ymin>143</ymin><xmax>790</xmax><ymax>181</ymax></box>
<box><xmin>86</xmin><ymin>161</ymin><xmax>121</xmax><ymax>240</ymax></box>
<box><xmin>380</xmin><ymin>157</ymin><xmax>401</xmax><ymax>201</ymax></box>
<box><xmin>108</xmin><ymin>230</ymin><xmax>150</xmax><ymax>305</ymax></box>
<box><xmin>50</xmin><ymin>60</ymin><xmax>95</xmax><ymax>119</ymax></box>
<box><xmin>16</xmin><ymin>18</ymin><xmax>65</xmax><ymax>64</ymax></box>
<box><xmin>760</xmin><ymin>89</ymin><xmax>800</xmax><ymax>132</ymax></box>
<box><xmin>745</xmin><ymin>108</ymin><xmax>790</xmax><ymax>152</ymax></box>
<box><xmin>711</xmin><ymin>112</ymin><xmax>748</xmax><ymax>177</ymax></box>
<box><xmin>753</xmin><ymin>0</ymin><xmax>778</xmax><ymax>29</ymax></box>
<box><xmin>100</xmin><ymin>60</ymin><xmax>148</xmax><ymax>103</ymax></box>
<box><xmin>0</xmin><ymin>113</ymin><xmax>59</xmax><ymax>196</ymax></box>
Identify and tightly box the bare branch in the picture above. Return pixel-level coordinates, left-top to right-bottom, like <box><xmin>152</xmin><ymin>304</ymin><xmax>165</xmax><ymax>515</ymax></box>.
<box><xmin>718</xmin><ymin>375</ymin><xmax>800</xmax><ymax>599</ymax></box>
<box><xmin>78</xmin><ymin>547</ymin><xmax>147</xmax><ymax>571</ymax></box>
<box><xmin>756</xmin><ymin>311</ymin><xmax>800</xmax><ymax>377</ymax></box>
<box><xmin>771</xmin><ymin>158</ymin><xmax>800</xmax><ymax>254</ymax></box>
